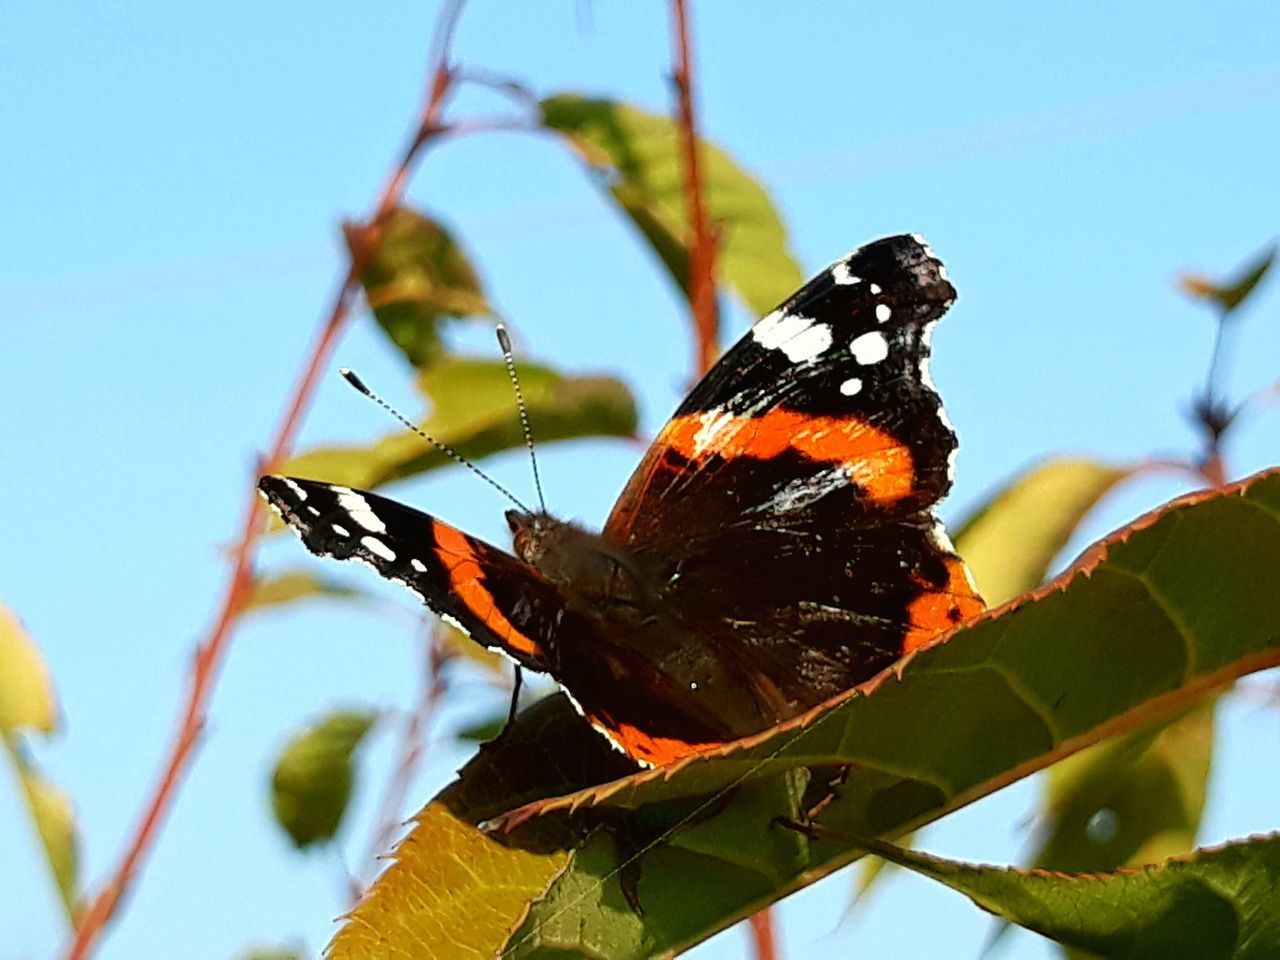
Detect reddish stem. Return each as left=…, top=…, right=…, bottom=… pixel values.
left=65, top=4, right=468, bottom=956
left=748, top=908, right=780, bottom=960
left=671, top=0, right=719, bottom=377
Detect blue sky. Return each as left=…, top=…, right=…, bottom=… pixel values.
left=3, top=2, right=1279, bottom=957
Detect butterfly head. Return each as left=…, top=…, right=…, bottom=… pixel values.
left=505, top=508, right=552, bottom=563
left=506, top=509, right=655, bottom=616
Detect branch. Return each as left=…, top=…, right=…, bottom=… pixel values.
left=670, top=0, right=719, bottom=378
left=65, top=3, right=469, bottom=955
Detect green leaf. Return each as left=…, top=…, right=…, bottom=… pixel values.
left=278, top=356, right=636, bottom=491
left=351, top=207, right=490, bottom=368
left=852, top=460, right=1129, bottom=907
left=324, top=468, right=1280, bottom=959
left=954, top=458, right=1131, bottom=607
left=3, top=736, right=79, bottom=922
left=1180, top=243, right=1276, bottom=315
left=327, top=694, right=635, bottom=959
left=270, top=709, right=376, bottom=850
left=850, top=832, right=1280, bottom=959
left=1036, top=700, right=1214, bottom=874
left=541, top=94, right=803, bottom=318
left=0, top=602, right=58, bottom=733
left=243, top=569, right=368, bottom=614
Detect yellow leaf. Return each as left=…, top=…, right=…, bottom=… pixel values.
left=0, top=602, right=58, bottom=734
left=329, top=802, right=568, bottom=959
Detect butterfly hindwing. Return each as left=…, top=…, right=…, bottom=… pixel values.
left=258, top=477, right=560, bottom=669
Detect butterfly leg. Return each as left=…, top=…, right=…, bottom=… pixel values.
left=498, top=665, right=523, bottom=741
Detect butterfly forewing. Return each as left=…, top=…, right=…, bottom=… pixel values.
left=601, top=234, right=982, bottom=712
left=258, top=477, right=560, bottom=670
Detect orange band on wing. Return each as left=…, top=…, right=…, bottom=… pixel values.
left=432, top=520, right=541, bottom=659
left=902, top=556, right=985, bottom=653
left=659, top=409, right=915, bottom=504
left=590, top=718, right=721, bottom=767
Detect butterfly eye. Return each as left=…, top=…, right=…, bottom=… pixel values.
left=512, top=527, right=533, bottom=561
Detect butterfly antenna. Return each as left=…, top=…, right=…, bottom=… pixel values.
left=339, top=368, right=533, bottom=513
left=495, top=322, right=548, bottom=513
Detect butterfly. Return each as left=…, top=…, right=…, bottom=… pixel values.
left=259, top=234, right=983, bottom=767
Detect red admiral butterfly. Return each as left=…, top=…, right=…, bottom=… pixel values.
left=260, top=234, right=983, bottom=767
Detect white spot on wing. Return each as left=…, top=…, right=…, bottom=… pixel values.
left=850, top=330, right=889, bottom=365
left=306, top=506, right=321, bottom=517
left=831, top=261, right=862, bottom=285
left=692, top=408, right=734, bottom=456
left=331, top=524, right=351, bottom=537
left=410, top=558, right=427, bottom=573
left=839, top=377, right=863, bottom=396
left=361, top=536, right=396, bottom=561
left=870, top=283, right=882, bottom=295
left=282, top=478, right=308, bottom=501
left=336, top=489, right=387, bottom=534
left=786, top=322, right=833, bottom=362
left=752, top=310, right=832, bottom=362
left=875, top=303, right=892, bottom=323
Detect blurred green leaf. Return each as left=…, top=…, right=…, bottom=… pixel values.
left=0, top=602, right=58, bottom=734
left=1037, top=701, right=1214, bottom=875
left=438, top=620, right=507, bottom=676
left=0, top=604, right=79, bottom=922
left=954, top=458, right=1131, bottom=607
left=271, top=710, right=376, bottom=850
left=454, top=713, right=508, bottom=744
left=541, top=94, right=803, bottom=318
left=235, top=948, right=304, bottom=960
left=1180, top=243, right=1276, bottom=315
left=244, top=569, right=368, bottom=614
left=3, top=737, right=79, bottom=922
left=279, top=356, right=636, bottom=491
left=854, top=832, right=1280, bottom=959
left=349, top=207, right=490, bottom=368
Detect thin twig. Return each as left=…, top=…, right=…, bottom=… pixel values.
left=364, top=624, right=450, bottom=871
left=453, top=64, right=540, bottom=108
left=65, top=3, right=469, bottom=955
left=670, top=0, right=719, bottom=378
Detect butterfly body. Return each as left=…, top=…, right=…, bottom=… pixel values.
left=260, top=234, right=984, bottom=766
